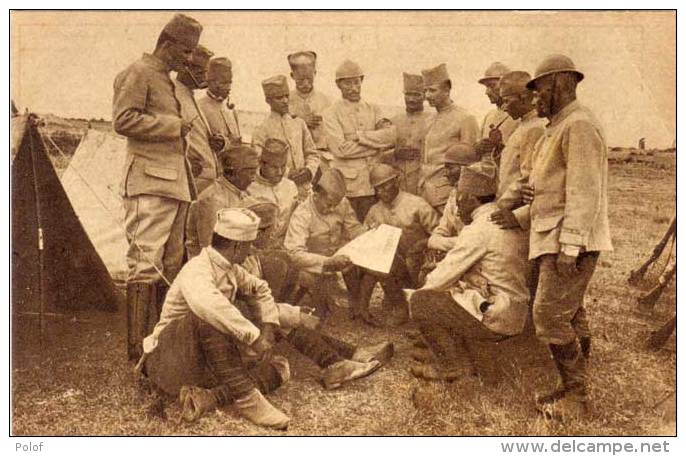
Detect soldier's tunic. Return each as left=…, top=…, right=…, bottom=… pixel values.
left=525, top=100, right=613, bottom=345
left=427, top=187, right=463, bottom=252
left=420, top=102, right=479, bottom=209
left=389, top=110, right=432, bottom=194
left=143, top=246, right=279, bottom=395
left=247, top=174, right=300, bottom=241
left=113, top=53, right=196, bottom=283
left=322, top=99, right=388, bottom=200
left=252, top=112, right=320, bottom=178
left=289, top=89, right=331, bottom=150
left=186, top=178, right=255, bottom=258
left=496, top=110, right=546, bottom=210
left=197, top=93, right=241, bottom=145
left=174, top=80, right=219, bottom=194
left=480, top=107, right=519, bottom=143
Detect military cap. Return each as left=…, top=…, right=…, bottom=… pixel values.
left=261, top=138, right=289, bottom=166
left=478, top=61, right=511, bottom=85
left=403, top=73, right=424, bottom=94
left=316, top=168, right=347, bottom=200
left=370, top=164, right=400, bottom=188
left=288, top=51, right=317, bottom=68
left=335, top=60, right=364, bottom=80
left=191, top=45, right=214, bottom=67
left=207, top=57, right=232, bottom=80
left=161, top=14, right=203, bottom=49
left=219, top=146, right=260, bottom=170
left=246, top=200, right=279, bottom=228
left=457, top=160, right=498, bottom=197
left=444, top=143, right=479, bottom=166
left=526, top=54, right=584, bottom=89
left=499, top=71, right=532, bottom=98
left=214, top=208, right=261, bottom=241
left=262, top=75, right=290, bottom=98
left=421, top=63, right=450, bottom=87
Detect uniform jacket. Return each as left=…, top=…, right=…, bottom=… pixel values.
left=421, top=102, right=479, bottom=207
left=364, top=191, right=439, bottom=255
left=322, top=99, right=389, bottom=198
left=389, top=110, right=432, bottom=194
left=428, top=187, right=463, bottom=251
left=524, top=101, right=613, bottom=259
left=186, top=178, right=256, bottom=258
left=197, top=93, right=241, bottom=143
left=173, top=80, right=219, bottom=184
left=113, top=53, right=195, bottom=202
left=422, top=202, right=530, bottom=336
left=284, top=194, right=366, bottom=274
left=252, top=112, right=320, bottom=177
left=496, top=110, right=546, bottom=209
left=480, top=107, right=519, bottom=142
left=143, top=246, right=280, bottom=354
left=247, top=174, right=300, bottom=240
left=289, top=89, right=331, bottom=149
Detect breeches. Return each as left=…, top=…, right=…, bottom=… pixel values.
left=532, top=252, right=598, bottom=345
left=123, top=194, right=188, bottom=283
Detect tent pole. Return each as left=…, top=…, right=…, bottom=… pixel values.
left=28, top=117, right=46, bottom=350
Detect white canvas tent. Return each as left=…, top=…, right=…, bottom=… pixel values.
left=61, top=129, right=129, bottom=280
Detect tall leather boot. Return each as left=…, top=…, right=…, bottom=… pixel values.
left=537, top=340, right=589, bottom=421
left=126, top=282, right=155, bottom=361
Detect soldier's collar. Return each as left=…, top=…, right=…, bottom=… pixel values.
left=548, top=100, right=579, bottom=127
left=206, top=246, right=233, bottom=271
left=255, top=172, right=281, bottom=187
left=142, top=53, right=170, bottom=73
left=219, top=176, right=247, bottom=197
left=206, top=90, right=226, bottom=103
left=521, top=109, right=539, bottom=122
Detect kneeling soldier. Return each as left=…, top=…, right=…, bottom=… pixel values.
left=142, top=208, right=290, bottom=430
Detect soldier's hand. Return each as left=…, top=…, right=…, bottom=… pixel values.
left=180, top=121, right=193, bottom=138
left=521, top=184, right=535, bottom=205
left=323, top=255, right=353, bottom=272
left=251, top=329, right=275, bottom=362
left=488, top=127, right=503, bottom=146
left=490, top=208, right=520, bottom=229
left=209, top=134, right=226, bottom=152
left=474, top=138, right=496, bottom=159
left=299, top=307, right=321, bottom=331
left=556, top=252, right=578, bottom=278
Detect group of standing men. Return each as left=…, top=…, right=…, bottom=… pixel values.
left=112, top=13, right=612, bottom=430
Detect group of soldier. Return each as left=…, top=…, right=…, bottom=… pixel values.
left=112, top=14, right=612, bottom=431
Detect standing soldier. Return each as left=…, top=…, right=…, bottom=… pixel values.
left=185, top=146, right=259, bottom=258
left=197, top=57, right=242, bottom=149
left=387, top=73, right=432, bottom=194
left=522, top=55, right=613, bottom=420
left=247, top=138, right=300, bottom=245
left=322, top=59, right=392, bottom=222
left=420, top=63, right=479, bottom=212
left=287, top=51, right=330, bottom=152
left=112, top=14, right=202, bottom=360
left=252, top=75, right=320, bottom=193
left=173, top=45, right=222, bottom=194
left=478, top=61, right=519, bottom=142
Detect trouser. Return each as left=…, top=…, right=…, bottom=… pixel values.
left=123, top=194, right=189, bottom=283
left=411, top=289, right=504, bottom=372
left=257, top=250, right=299, bottom=303
left=348, top=195, right=377, bottom=223
left=532, top=252, right=599, bottom=345
left=358, top=254, right=411, bottom=315
left=145, top=312, right=282, bottom=400
left=303, top=267, right=364, bottom=317
left=283, top=327, right=344, bottom=368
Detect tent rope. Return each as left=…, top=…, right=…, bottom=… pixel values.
left=38, top=126, right=172, bottom=287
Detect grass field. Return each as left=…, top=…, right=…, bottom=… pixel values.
left=11, top=155, right=676, bottom=436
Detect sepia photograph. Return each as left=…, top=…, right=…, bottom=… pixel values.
left=9, top=9, right=677, bottom=441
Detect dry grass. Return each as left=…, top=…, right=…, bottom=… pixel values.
left=12, top=157, right=676, bottom=436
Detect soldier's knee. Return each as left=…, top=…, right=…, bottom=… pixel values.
left=410, top=290, right=442, bottom=323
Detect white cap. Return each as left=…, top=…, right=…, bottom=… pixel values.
left=213, top=208, right=261, bottom=241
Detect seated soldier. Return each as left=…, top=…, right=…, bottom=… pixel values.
left=142, top=208, right=290, bottom=430
left=409, top=161, right=531, bottom=382
left=186, top=146, right=259, bottom=258
left=247, top=138, right=300, bottom=246
left=243, top=201, right=394, bottom=383
left=283, top=168, right=372, bottom=324
left=360, top=164, right=440, bottom=326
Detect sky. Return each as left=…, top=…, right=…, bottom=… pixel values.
left=10, top=10, right=676, bottom=148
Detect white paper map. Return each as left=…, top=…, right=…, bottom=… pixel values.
left=335, top=224, right=402, bottom=274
